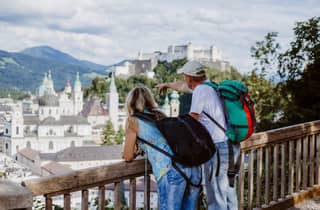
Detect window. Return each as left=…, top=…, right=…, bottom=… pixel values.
left=26, top=141, right=31, bottom=148
left=49, top=109, right=52, bottom=115
left=5, top=143, right=8, bottom=149
left=49, top=129, right=53, bottom=135
left=16, top=145, right=19, bottom=151
left=70, top=141, right=75, bottom=147
left=24, top=126, right=30, bottom=135
left=16, top=126, right=19, bottom=135
left=5, top=128, right=8, bottom=134
left=49, top=141, right=54, bottom=150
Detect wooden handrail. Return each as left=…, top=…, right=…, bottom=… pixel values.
left=20, top=120, right=320, bottom=209
left=241, top=120, right=320, bottom=151
left=22, top=159, right=151, bottom=197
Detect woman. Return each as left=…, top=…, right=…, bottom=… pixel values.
left=122, top=86, right=201, bottom=210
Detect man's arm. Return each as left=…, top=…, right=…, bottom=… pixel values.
left=156, top=81, right=192, bottom=94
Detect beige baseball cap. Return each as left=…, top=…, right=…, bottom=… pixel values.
left=177, top=60, right=206, bottom=77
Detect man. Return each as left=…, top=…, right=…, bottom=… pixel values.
left=157, top=60, right=240, bottom=210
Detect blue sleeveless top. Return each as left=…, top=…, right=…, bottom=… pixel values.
left=136, top=117, right=173, bottom=181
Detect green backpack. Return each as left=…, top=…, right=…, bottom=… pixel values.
left=203, top=80, right=256, bottom=143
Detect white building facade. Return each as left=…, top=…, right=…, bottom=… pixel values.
left=0, top=72, right=92, bottom=157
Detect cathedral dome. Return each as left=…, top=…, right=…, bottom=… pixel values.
left=38, top=94, right=59, bottom=107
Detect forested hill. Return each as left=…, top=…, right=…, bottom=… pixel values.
left=0, top=46, right=108, bottom=91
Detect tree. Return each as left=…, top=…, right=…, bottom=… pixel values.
left=278, top=17, right=320, bottom=124
left=102, top=120, right=116, bottom=145
left=84, top=77, right=108, bottom=100
left=248, top=32, right=286, bottom=131
left=250, top=16, right=320, bottom=128
left=115, top=125, right=125, bottom=145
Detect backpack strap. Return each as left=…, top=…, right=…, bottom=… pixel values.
left=227, top=141, right=241, bottom=188
left=201, top=81, right=229, bottom=132
left=137, top=136, right=202, bottom=188
left=134, top=112, right=202, bottom=188
left=203, top=111, right=226, bottom=133
left=201, top=82, right=242, bottom=186
left=133, top=112, right=157, bottom=123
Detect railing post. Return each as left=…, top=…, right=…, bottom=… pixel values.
left=264, top=146, right=271, bottom=206
left=129, top=178, right=136, bottom=210
left=81, top=189, right=88, bottom=210
left=295, top=139, right=302, bottom=192
left=309, top=135, right=315, bottom=186
left=98, top=186, right=105, bottom=210
left=248, top=150, right=254, bottom=209
left=288, top=141, right=294, bottom=194
left=256, top=148, right=263, bottom=207
left=302, top=136, right=309, bottom=190
left=64, top=193, right=71, bottom=210
left=238, top=152, right=245, bottom=210
left=317, top=134, right=320, bottom=185
left=144, top=174, right=150, bottom=210
left=273, top=144, right=279, bottom=202
left=45, top=195, right=52, bottom=210
left=280, top=142, right=286, bottom=199
left=114, top=181, right=121, bottom=210
left=0, top=180, right=33, bottom=210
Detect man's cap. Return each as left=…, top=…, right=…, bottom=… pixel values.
left=177, top=60, right=206, bottom=77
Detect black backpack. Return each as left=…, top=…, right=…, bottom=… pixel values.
left=133, top=112, right=216, bottom=167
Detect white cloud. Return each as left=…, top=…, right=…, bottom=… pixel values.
left=0, top=0, right=319, bottom=73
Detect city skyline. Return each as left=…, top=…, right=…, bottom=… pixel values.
left=0, top=0, right=319, bottom=73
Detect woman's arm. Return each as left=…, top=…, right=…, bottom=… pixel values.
left=122, top=117, right=138, bottom=162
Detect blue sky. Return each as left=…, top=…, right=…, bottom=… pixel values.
left=0, top=0, right=319, bottom=73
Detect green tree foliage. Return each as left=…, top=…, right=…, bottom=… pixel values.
left=206, top=66, right=243, bottom=82
left=153, top=59, right=186, bottom=83
left=251, top=16, right=320, bottom=128
left=0, top=89, right=30, bottom=100
left=102, top=120, right=116, bottom=145
left=84, top=77, right=108, bottom=100
left=115, top=125, right=125, bottom=145
left=248, top=32, right=286, bottom=131
left=102, top=121, right=125, bottom=145
left=278, top=17, right=320, bottom=124
left=116, top=75, right=156, bottom=103
left=153, top=59, right=187, bottom=104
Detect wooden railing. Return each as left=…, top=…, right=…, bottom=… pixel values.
left=20, top=120, right=320, bottom=210
left=239, top=120, right=320, bottom=210
left=22, top=159, right=152, bottom=210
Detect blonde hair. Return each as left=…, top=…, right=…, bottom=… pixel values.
left=125, top=86, right=158, bottom=115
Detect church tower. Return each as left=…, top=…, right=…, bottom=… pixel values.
left=170, top=90, right=180, bottom=117
left=73, top=72, right=83, bottom=115
left=38, top=71, right=56, bottom=96
left=162, top=95, right=171, bottom=117
left=11, top=103, right=24, bottom=138
left=64, top=80, right=72, bottom=94
left=105, top=72, right=119, bottom=131
left=186, top=42, right=194, bottom=60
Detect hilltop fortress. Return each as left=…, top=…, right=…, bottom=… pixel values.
left=114, top=42, right=231, bottom=78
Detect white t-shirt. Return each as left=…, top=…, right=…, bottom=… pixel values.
left=190, top=81, right=228, bottom=143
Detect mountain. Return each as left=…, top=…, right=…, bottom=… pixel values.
left=20, top=46, right=107, bottom=71
left=0, top=47, right=110, bottom=91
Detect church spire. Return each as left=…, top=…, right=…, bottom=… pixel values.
left=74, top=72, right=82, bottom=92
left=109, top=72, right=117, bottom=93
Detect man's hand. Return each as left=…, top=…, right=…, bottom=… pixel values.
left=156, top=83, right=169, bottom=95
